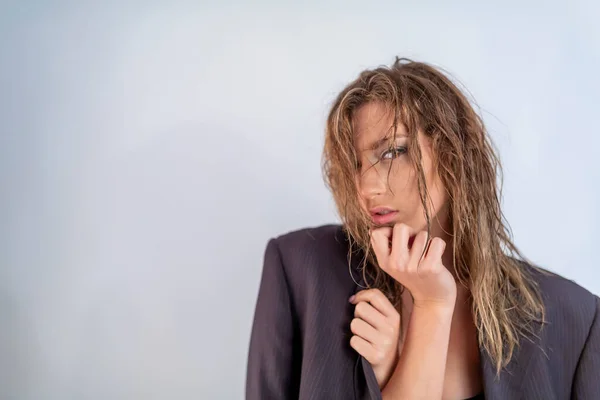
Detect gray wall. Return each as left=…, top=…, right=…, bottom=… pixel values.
left=1, top=1, right=599, bottom=399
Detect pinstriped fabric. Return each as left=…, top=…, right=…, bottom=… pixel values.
left=245, top=238, right=301, bottom=399
left=246, top=225, right=600, bottom=400
left=571, top=295, right=599, bottom=399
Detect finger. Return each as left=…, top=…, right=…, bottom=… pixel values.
left=350, top=335, right=379, bottom=364
left=390, top=223, right=410, bottom=268
left=350, top=289, right=398, bottom=319
left=370, top=227, right=392, bottom=265
left=350, top=317, right=382, bottom=344
left=423, top=237, right=446, bottom=267
left=353, top=301, right=388, bottom=329
left=408, top=230, right=430, bottom=270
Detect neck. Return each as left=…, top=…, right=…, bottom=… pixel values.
left=428, top=213, right=471, bottom=304
left=428, top=221, right=455, bottom=274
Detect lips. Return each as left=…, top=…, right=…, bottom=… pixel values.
left=369, top=207, right=398, bottom=225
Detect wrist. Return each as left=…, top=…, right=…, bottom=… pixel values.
left=374, top=353, right=400, bottom=389
left=412, top=299, right=456, bottom=315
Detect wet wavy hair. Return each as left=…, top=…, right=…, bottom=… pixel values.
left=322, top=57, right=546, bottom=374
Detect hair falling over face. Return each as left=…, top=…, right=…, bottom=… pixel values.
left=322, top=57, right=546, bottom=375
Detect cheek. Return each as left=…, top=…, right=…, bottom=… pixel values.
left=354, top=177, right=366, bottom=204
left=357, top=195, right=367, bottom=211
left=429, top=182, right=449, bottom=212
left=389, top=169, right=424, bottom=214
left=388, top=163, right=417, bottom=193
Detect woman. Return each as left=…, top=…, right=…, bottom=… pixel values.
left=246, top=58, right=599, bottom=399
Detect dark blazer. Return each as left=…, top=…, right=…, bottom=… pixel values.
left=246, top=225, right=600, bottom=400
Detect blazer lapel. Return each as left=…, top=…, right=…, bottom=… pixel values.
left=347, top=246, right=383, bottom=400
left=481, top=323, right=548, bottom=400
left=360, top=356, right=383, bottom=400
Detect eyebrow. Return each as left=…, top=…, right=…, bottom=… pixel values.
left=361, top=132, right=408, bottom=152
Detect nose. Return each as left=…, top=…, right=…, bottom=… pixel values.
left=357, top=165, right=386, bottom=200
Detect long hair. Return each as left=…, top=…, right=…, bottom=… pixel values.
left=322, top=58, right=546, bottom=374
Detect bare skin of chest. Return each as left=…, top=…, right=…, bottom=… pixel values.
left=397, top=290, right=482, bottom=400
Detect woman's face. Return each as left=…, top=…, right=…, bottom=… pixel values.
left=353, top=102, right=450, bottom=239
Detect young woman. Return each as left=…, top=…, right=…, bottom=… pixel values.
left=246, top=58, right=599, bottom=400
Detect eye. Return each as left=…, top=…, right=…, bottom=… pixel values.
left=380, top=146, right=407, bottom=160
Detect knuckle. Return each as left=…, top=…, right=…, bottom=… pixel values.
left=395, top=223, right=409, bottom=232
left=394, top=254, right=409, bottom=270
left=420, top=264, right=434, bottom=275
left=384, top=325, right=395, bottom=337
left=408, top=261, right=420, bottom=273
left=431, top=237, right=445, bottom=249
left=431, top=237, right=444, bottom=245
left=387, top=320, right=398, bottom=334
left=355, top=302, right=365, bottom=315
left=378, top=262, right=391, bottom=273
left=430, top=260, right=441, bottom=270
left=371, top=289, right=385, bottom=302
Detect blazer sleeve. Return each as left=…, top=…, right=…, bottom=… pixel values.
left=572, top=295, right=600, bottom=399
left=246, top=238, right=300, bottom=400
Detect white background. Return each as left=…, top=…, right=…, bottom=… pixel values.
left=1, top=1, right=599, bottom=399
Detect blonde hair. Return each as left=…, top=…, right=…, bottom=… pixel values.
left=322, top=58, right=546, bottom=374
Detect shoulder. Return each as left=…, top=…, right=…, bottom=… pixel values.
left=266, top=224, right=357, bottom=296
left=270, top=224, right=347, bottom=263
left=523, top=261, right=599, bottom=340
left=273, top=223, right=345, bottom=245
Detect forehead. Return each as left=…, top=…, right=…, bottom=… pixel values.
left=353, top=102, right=408, bottom=150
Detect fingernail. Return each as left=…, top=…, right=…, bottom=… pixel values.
left=348, top=295, right=356, bottom=303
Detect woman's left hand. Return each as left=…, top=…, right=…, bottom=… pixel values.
left=349, top=288, right=401, bottom=389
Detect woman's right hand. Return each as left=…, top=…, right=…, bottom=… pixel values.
left=370, top=223, right=457, bottom=309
